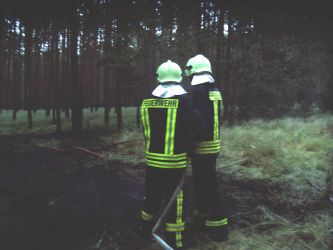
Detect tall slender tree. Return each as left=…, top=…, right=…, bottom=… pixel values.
left=24, top=19, right=33, bottom=129
left=70, top=6, right=82, bottom=132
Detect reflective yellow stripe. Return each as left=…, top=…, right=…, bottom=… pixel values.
left=195, top=146, right=220, bottom=151
left=141, top=210, right=155, bottom=221
left=213, top=100, right=219, bottom=140
left=193, top=90, right=222, bottom=155
left=146, top=159, right=187, bottom=165
left=140, top=107, right=151, bottom=151
left=146, top=152, right=187, bottom=161
left=195, top=140, right=220, bottom=147
left=146, top=151, right=187, bottom=157
left=209, top=91, right=221, bottom=141
left=176, top=232, right=182, bottom=248
left=165, top=108, right=172, bottom=154
left=176, top=190, right=184, bottom=248
left=209, top=91, right=222, bottom=100
left=165, top=222, right=185, bottom=232
left=170, top=108, right=177, bottom=154
left=194, top=146, right=220, bottom=154
left=146, top=159, right=187, bottom=168
left=146, top=152, right=188, bottom=168
left=205, top=218, right=228, bottom=227
left=194, top=140, right=221, bottom=154
left=176, top=190, right=183, bottom=223
left=165, top=191, right=185, bottom=248
left=165, top=108, right=177, bottom=155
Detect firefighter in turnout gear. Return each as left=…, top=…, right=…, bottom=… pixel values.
left=139, top=60, right=207, bottom=249
left=184, top=54, right=229, bottom=241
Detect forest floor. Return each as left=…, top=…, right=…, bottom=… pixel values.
left=0, top=140, right=148, bottom=250
left=0, top=111, right=333, bottom=250
left=0, top=133, right=331, bottom=250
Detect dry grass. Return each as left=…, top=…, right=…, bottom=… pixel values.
left=220, top=114, right=333, bottom=196
left=1, top=109, right=332, bottom=249
left=214, top=114, right=333, bottom=250
left=105, top=113, right=333, bottom=250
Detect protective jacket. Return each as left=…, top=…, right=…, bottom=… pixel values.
left=191, top=79, right=222, bottom=155
left=141, top=92, right=207, bottom=168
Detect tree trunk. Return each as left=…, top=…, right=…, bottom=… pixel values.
left=215, top=9, right=224, bottom=89
left=52, top=22, right=62, bottom=132
left=12, top=110, right=17, bottom=120
left=0, top=11, right=3, bottom=112
left=222, top=12, right=233, bottom=124
left=52, top=109, right=56, bottom=124
left=103, top=12, right=112, bottom=129
left=115, top=68, right=123, bottom=130
left=70, top=8, right=83, bottom=133
left=103, top=66, right=110, bottom=129
left=24, top=20, right=33, bottom=129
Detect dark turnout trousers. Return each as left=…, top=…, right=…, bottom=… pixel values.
left=141, top=167, right=185, bottom=248
left=191, top=154, right=228, bottom=241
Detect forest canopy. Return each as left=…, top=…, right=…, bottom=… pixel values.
left=0, top=0, right=332, bottom=131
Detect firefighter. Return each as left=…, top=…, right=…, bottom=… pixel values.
left=138, top=60, right=207, bottom=249
left=184, top=54, right=229, bottom=241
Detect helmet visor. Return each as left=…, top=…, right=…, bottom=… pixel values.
left=184, top=65, right=192, bottom=77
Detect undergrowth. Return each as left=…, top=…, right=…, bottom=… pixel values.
left=1, top=109, right=332, bottom=249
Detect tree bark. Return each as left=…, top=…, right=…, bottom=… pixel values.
left=215, top=9, right=224, bottom=89
left=115, top=68, right=123, bottom=130
left=52, top=22, right=62, bottom=132
left=70, top=8, right=83, bottom=133
left=222, top=11, right=233, bottom=124
left=24, top=20, right=33, bottom=129
left=0, top=11, right=3, bottom=112
left=103, top=11, right=112, bottom=129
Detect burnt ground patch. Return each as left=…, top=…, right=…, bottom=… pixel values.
left=0, top=148, right=330, bottom=250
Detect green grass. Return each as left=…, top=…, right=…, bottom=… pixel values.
left=220, top=114, right=333, bottom=193
left=216, top=210, right=333, bottom=250
left=212, top=114, right=333, bottom=250
left=1, top=108, right=333, bottom=249
left=0, top=107, right=138, bottom=134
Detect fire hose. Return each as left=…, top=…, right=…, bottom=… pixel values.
left=152, top=170, right=187, bottom=250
